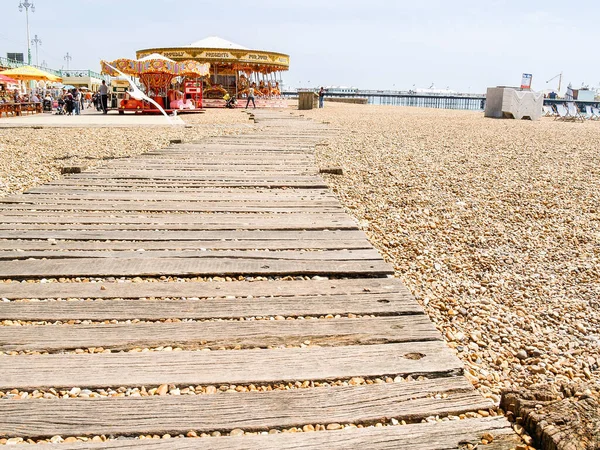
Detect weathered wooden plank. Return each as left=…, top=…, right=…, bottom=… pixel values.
left=0, top=341, right=461, bottom=390
left=0, top=239, right=370, bottom=251
left=0, top=229, right=366, bottom=241
left=0, top=218, right=355, bottom=230
left=0, top=204, right=341, bottom=213
left=0, top=249, right=380, bottom=261
left=46, top=182, right=330, bottom=188
left=85, top=169, right=317, bottom=175
left=0, top=316, right=436, bottom=352
left=67, top=174, right=325, bottom=181
left=17, top=191, right=336, bottom=201
left=0, top=211, right=347, bottom=222
left=41, top=180, right=329, bottom=188
left=26, top=187, right=325, bottom=195
left=17, top=417, right=516, bottom=450
left=0, top=199, right=339, bottom=208
left=0, top=378, right=493, bottom=438
left=0, top=223, right=358, bottom=231
left=0, top=291, right=421, bottom=321
left=0, top=256, right=391, bottom=278
left=0, top=198, right=339, bottom=207
left=0, top=278, right=405, bottom=300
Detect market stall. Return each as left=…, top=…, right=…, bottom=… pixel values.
left=100, top=55, right=209, bottom=114
left=136, top=36, right=289, bottom=108
left=0, top=66, right=62, bottom=116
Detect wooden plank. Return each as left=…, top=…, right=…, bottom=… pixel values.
left=0, top=378, right=493, bottom=438
left=0, top=292, right=421, bottom=321
left=26, top=188, right=326, bottom=195
left=0, top=249, right=380, bottom=261
left=0, top=204, right=341, bottom=213
left=0, top=223, right=358, bottom=231
left=0, top=341, right=460, bottom=390
left=0, top=199, right=340, bottom=207
left=0, top=258, right=392, bottom=278
left=0, top=211, right=346, bottom=221
left=85, top=169, right=317, bottom=175
left=17, top=191, right=337, bottom=201
left=41, top=180, right=329, bottom=188
left=0, top=239, right=370, bottom=251
left=0, top=229, right=366, bottom=241
left=0, top=198, right=339, bottom=207
left=66, top=174, right=325, bottom=181
left=0, top=316, right=437, bottom=352
left=0, top=278, right=406, bottom=300
left=19, top=417, right=516, bottom=450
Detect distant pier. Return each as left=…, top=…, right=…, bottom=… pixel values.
left=284, top=90, right=487, bottom=110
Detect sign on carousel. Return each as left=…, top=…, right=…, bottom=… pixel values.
left=200, top=51, right=235, bottom=60
left=162, top=51, right=194, bottom=59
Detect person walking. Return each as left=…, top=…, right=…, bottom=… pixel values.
left=318, top=87, right=326, bottom=108
left=65, top=91, right=74, bottom=116
left=73, top=89, right=81, bottom=115
left=99, top=80, right=109, bottom=114
left=245, top=84, right=256, bottom=109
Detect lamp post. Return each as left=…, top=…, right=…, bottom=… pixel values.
left=64, top=52, right=72, bottom=70
left=18, top=0, right=35, bottom=65
left=31, top=34, right=41, bottom=66
left=41, top=60, right=47, bottom=69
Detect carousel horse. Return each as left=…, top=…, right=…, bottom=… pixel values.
left=238, top=75, right=249, bottom=91
left=271, top=81, right=281, bottom=97
left=259, top=80, right=270, bottom=97
left=204, top=81, right=228, bottom=98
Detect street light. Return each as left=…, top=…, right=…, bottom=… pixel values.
left=31, top=34, right=41, bottom=66
left=64, top=52, right=72, bottom=70
left=18, top=0, right=35, bottom=65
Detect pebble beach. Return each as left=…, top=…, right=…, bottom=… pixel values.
left=1, top=101, right=598, bottom=412
left=306, top=102, right=600, bottom=402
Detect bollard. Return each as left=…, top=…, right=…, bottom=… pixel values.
left=319, top=167, right=343, bottom=175
left=61, top=166, right=87, bottom=174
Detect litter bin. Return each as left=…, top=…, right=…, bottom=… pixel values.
left=298, top=90, right=317, bottom=110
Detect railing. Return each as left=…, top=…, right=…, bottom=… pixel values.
left=0, top=57, right=106, bottom=80
left=60, top=69, right=106, bottom=80
left=0, top=56, right=63, bottom=77
left=283, top=90, right=487, bottom=111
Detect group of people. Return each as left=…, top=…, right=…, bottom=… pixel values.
left=0, top=89, right=42, bottom=104
left=56, top=88, right=88, bottom=115
left=0, top=79, right=111, bottom=116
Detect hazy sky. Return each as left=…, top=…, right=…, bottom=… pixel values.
left=2, top=0, right=599, bottom=93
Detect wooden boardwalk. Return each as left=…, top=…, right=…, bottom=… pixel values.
left=0, top=111, right=518, bottom=448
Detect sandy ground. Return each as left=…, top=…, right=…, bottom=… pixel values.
left=0, top=110, right=253, bottom=197
left=299, top=102, right=600, bottom=403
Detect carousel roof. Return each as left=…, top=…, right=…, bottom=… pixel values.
left=187, top=36, right=248, bottom=50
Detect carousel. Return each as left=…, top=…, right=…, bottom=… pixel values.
left=100, top=54, right=209, bottom=114
left=136, top=36, right=289, bottom=108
